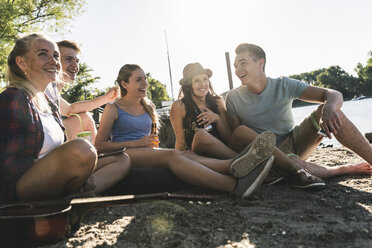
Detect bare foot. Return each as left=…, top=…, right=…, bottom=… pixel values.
left=288, top=156, right=371, bottom=179
left=341, top=162, right=372, bottom=175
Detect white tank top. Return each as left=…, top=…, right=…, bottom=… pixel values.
left=37, top=110, right=65, bottom=159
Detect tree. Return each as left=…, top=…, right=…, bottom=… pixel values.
left=61, top=62, right=101, bottom=103
left=289, top=68, right=326, bottom=86
left=317, top=66, right=360, bottom=98
left=146, top=73, right=171, bottom=108
left=355, top=51, right=372, bottom=95
left=0, top=0, right=87, bottom=80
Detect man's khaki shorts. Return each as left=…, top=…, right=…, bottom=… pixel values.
left=277, top=110, right=323, bottom=159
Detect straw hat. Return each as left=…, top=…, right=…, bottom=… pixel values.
left=179, top=62, right=212, bottom=86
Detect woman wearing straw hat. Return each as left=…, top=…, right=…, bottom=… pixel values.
left=171, top=62, right=240, bottom=158
left=0, top=33, right=130, bottom=202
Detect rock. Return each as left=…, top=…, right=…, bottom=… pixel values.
left=365, top=132, right=372, bottom=143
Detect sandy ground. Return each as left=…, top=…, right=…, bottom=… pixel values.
left=41, top=146, right=371, bottom=248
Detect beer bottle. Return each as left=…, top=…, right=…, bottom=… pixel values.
left=151, top=123, right=159, bottom=148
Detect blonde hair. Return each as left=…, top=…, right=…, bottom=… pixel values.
left=116, top=64, right=160, bottom=130
left=6, top=33, right=60, bottom=113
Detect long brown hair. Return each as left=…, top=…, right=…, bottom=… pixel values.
left=178, top=76, right=220, bottom=122
left=116, top=64, right=160, bottom=129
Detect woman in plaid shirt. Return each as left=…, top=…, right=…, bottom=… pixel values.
left=0, top=33, right=130, bottom=202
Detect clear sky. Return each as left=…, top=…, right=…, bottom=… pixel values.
left=55, top=0, right=372, bottom=99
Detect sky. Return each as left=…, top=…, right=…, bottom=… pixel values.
left=54, top=0, right=372, bottom=99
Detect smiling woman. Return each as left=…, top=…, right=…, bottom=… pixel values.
left=0, top=33, right=130, bottom=203
left=170, top=62, right=232, bottom=153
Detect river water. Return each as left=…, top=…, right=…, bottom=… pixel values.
left=292, top=97, right=372, bottom=147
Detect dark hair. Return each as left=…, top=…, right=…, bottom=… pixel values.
left=57, top=40, right=81, bottom=53
left=116, top=64, right=159, bottom=128
left=235, top=43, right=266, bottom=71
left=178, top=78, right=220, bottom=120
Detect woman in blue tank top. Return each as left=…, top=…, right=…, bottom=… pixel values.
left=95, top=64, right=276, bottom=199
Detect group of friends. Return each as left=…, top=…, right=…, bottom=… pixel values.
left=1, top=33, right=371, bottom=203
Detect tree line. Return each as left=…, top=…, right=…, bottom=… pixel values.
left=289, top=51, right=372, bottom=99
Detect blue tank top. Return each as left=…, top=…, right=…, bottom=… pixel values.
left=110, top=103, right=152, bottom=142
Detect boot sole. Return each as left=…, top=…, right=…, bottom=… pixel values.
left=242, top=156, right=275, bottom=199
left=230, top=131, right=276, bottom=178
left=292, top=182, right=326, bottom=191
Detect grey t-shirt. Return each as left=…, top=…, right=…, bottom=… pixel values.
left=226, top=77, right=309, bottom=144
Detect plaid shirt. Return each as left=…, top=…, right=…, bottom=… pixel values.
left=0, top=87, right=64, bottom=202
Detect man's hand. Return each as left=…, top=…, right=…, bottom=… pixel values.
left=320, top=104, right=342, bottom=138
left=105, top=86, right=120, bottom=102
left=300, top=86, right=343, bottom=139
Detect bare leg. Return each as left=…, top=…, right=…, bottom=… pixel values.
left=181, top=150, right=232, bottom=174
left=298, top=105, right=372, bottom=178
left=63, top=112, right=97, bottom=143
left=91, top=152, right=131, bottom=193
left=16, top=139, right=96, bottom=201
left=125, top=148, right=236, bottom=192
left=332, top=110, right=372, bottom=165
left=289, top=157, right=372, bottom=178
left=192, top=130, right=237, bottom=159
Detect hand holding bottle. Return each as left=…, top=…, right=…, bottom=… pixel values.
left=150, top=123, right=159, bottom=148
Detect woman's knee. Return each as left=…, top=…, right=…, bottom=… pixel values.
left=233, top=125, right=253, bottom=135
left=167, top=149, right=183, bottom=161
left=192, top=130, right=214, bottom=148
left=65, top=139, right=97, bottom=171
left=117, top=153, right=131, bottom=176
left=230, top=125, right=257, bottom=142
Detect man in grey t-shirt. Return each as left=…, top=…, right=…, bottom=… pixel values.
left=225, top=43, right=372, bottom=182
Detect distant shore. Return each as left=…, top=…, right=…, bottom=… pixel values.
left=292, top=95, right=371, bottom=108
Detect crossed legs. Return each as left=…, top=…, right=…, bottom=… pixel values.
left=192, top=111, right=372, bottom=180
left=192, top=127, right=303, bottom=177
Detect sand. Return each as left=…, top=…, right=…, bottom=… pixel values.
left=43, top=146, right=371, bottom=248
